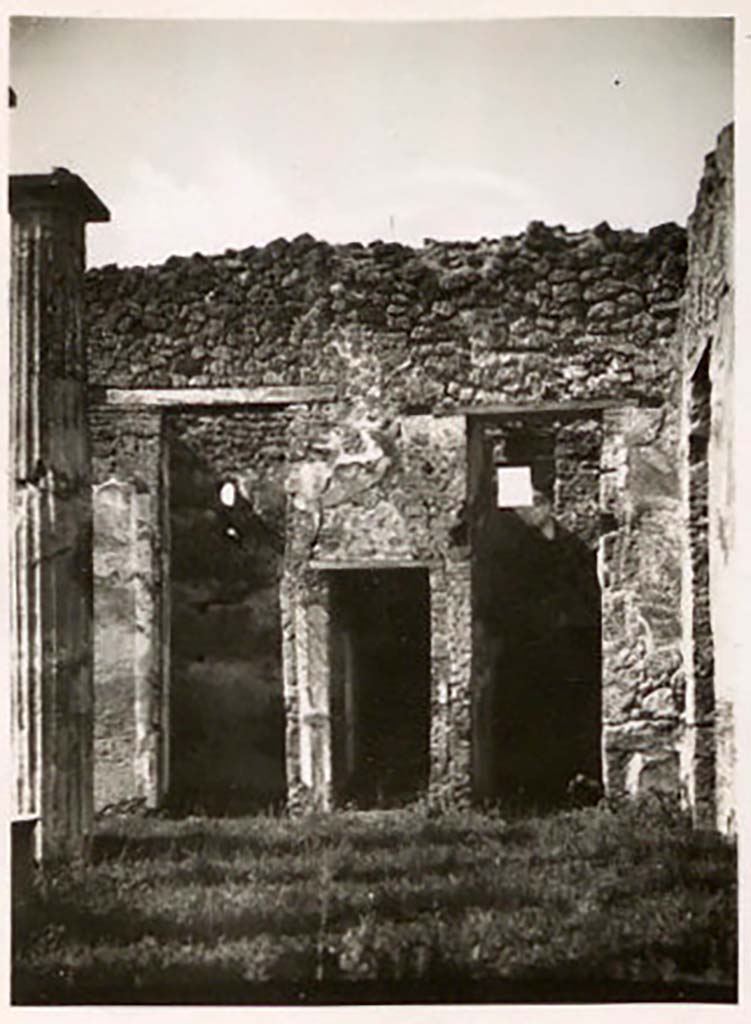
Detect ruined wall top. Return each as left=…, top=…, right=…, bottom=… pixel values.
left=682, top=123, right=733, bottom=372
left=85, top=219, right=687, bottom=410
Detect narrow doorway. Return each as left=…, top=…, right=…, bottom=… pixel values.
left=328, top=569, right=431, bottom=807
left=167, top=431, right=286, bottom=814
left=471, top=417, right=602, bottom=809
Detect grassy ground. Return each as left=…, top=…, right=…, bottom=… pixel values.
left=13, top=798, right=737, bottom=1005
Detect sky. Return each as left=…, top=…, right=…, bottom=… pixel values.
left=9, top=16, right=733, bottom=268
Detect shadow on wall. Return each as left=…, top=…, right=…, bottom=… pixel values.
left=167, top=437, right=286, bottom=815
left=472, top=456, right=602, bottom=811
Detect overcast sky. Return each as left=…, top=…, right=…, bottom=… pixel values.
left=9, top=16, right=733, bottom=268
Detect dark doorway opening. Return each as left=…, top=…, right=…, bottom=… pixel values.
left=329, top=569, right=431, bottom=808
left=483, top=525, right=602, bottom=808
left=167, top=431, right=286, bottom=815
left=471, top=418, right=602, bottom=810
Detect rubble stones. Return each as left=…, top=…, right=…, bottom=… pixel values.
left=83, top=214, right=699, bottom=815
left=85, top=222, right=687, bottom=409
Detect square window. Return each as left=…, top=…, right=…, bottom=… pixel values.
left=496, top=466, right=533, bottom=508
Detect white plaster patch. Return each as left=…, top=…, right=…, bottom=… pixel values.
left=403, top=414, right=465, bottom=452
left=625, top=750, right=679, bottom=798
left=318, top=499, right=414, bottom=560
left=625, top=752, right=645, bottom=798
left=286, top=461, right=331, bottom=508
left=92, top=480, right=135, bottom=563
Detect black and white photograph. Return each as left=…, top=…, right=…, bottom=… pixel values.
left=5, top=1, right=743, bottom=1008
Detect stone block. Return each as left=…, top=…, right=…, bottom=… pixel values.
left=625, top=750, right=680, bottom=798
left=643, top=686, right=677, bottom=719
left=587, top=300, right=617, bottom=322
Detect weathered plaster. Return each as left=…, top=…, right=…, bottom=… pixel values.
left=90, top=410, right=167, bottom=810
left=600, top=403, right=684, bottom=800
left=678, top=124, right=735, bottom=833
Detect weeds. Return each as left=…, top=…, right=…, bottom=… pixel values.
left=13, top=801, right=737, bottom=1003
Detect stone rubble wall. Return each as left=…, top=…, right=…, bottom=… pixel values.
left=168, top=409, right=291, bottom=539
left=84, top=221, right=686, bottom=409
left=678, top=124, right=735, bottom=833
left=282, top=401, right=472, bottom=810
left=85, top=218, right=690, bottom=811
left=599, top=402, right=685, bottom=800
left=90, top=405, right=293, bottom=810
left=285, top=408, right=468, bottom=567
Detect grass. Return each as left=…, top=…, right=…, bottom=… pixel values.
left=12, top=798, right=737, bottom=1005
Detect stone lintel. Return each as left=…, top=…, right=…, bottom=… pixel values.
left=309, top=558, right=436, bottom=571
left=93, top=385, right=337, bottom=408
left=10, top=169, right=110, bottom=222
left=439, top=399, right=641, bottom=418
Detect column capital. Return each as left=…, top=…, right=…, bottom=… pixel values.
left=9, top=168, right=110, bottom=223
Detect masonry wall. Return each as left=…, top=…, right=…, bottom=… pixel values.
left=598, top=401, right=685, bottom=800
left=678, top=124, right=735, bottom=833
left=85, top=219, right=690, bottom=811
left=85, top=222, right=686, bottom=405
left=282, top=403, right=471, bottom=810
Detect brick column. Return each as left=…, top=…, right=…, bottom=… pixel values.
left=10, top=170, right=109, bottom=859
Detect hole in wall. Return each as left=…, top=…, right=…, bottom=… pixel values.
left=496, top=465, right=534, bottom=507
left=219, top=480, right=237, bottom=507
